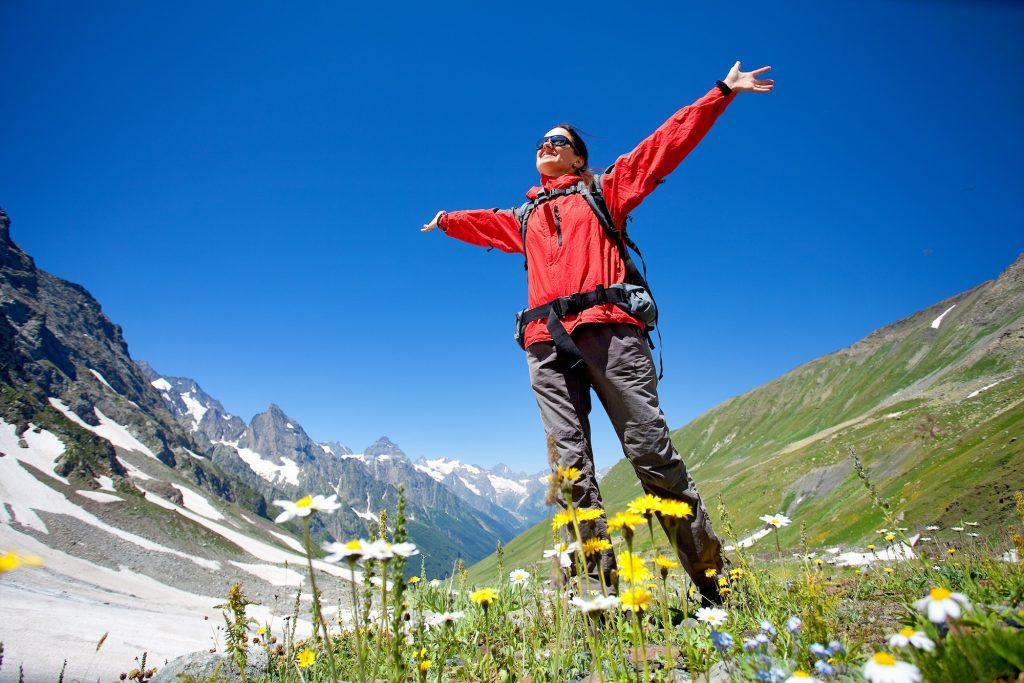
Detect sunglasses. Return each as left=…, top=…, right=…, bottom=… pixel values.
left=536, top=134, right=579, bottom=154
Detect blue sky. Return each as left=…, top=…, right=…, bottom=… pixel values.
left=2, top=1, right=1021, bottom=471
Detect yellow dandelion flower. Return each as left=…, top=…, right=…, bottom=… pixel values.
left=582, top=538, right=613, bottom=556
left=556, top=465, right=582, bottom=482
left=704, top=568, right=718, bottom=578
left=654, top=555, right=679, bottom=570
left=627, top=494, right=663, bottom=517
left=616, top=551, right=650, bottom=584
left=407, top=575, right=421, bottom=584
left=717, top=576, right=729, bottom=587
left=720, top=586, right=732, bottom=597
left=814, top=558, right=824, bottom=566
left=470, top=587, right=499, bottom=607
left=729, top=568, right=745, bottom=580
left=296, top=648, right=316, bottom=668
left=883, top=567, right=895, bottom=574
left=256, top=626, right=267, bottom=635
left=867, top=544, right=876, bottom=551
left=620, top=587, right=653, bottom=612
left=418, top=660, right=432, bottom=673
left=551, top=510, right=573, bottom=531
left=575, top=507, right=605, bottom=523
left=656, top=499, right=694, bottom=519
left=607, top=511, right=644, bottom=533
left=884, top=533, right=896, bottom=542
left=947, top=548, right=957, bottom=555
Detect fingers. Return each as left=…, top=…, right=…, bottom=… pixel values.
left=751, top=65, right=772, bottom=75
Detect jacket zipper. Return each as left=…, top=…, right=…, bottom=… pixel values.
left=553, top=205, right=562, bottom=246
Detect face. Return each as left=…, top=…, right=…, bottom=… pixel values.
left=535, top=127, right=583, bottom=177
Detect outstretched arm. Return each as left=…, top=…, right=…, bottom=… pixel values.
left=421, top=208, right=523, bottom=254
left=603, top=61, right=773, bottom=222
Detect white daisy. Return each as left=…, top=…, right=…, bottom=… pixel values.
left=425, top=610, right=464, bottom=627
left=887, top=627, right=935, bottom=651
left=695, top=607, right=728, bottom=627
left=951, top=526, right=964, bottom=532
left=509, top=569, right=531, bottom=585
left=862, top=652, right=921, bottom=683
left=389, top=541, right=419, bottom=557
left=273, top=494, right=340, bottom=523
left=570, top=594, right=620, bottom=613
left=924, top=525, right=940, bottom=531
left=913, top=587, right=972, bottom=623
left=323, top=539, right=368, bottom=562
left=759, top=513, right=792, bottom=528
left=965, top=521, right=979, bottom=526
left=543, top=541, right=581, bottom=569
left=361, top=539, right=395, bottom=561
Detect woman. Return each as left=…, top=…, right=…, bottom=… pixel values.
left=422, top=61, right=773, bottom=604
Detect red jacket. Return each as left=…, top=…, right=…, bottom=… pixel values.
left=440, top=86, right=736, bottom=348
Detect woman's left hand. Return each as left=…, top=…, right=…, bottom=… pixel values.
left=722, top=61, right=774, bottom=94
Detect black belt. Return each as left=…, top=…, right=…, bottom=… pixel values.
left=518, top=285, right=637, bottom=370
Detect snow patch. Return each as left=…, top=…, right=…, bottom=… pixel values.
left=268, top=530, right=307, bottom=553
left=215, top=440, right=300, bottom=486
left=151, top=377, right=173, bottom=392
left=967, top=378, right=1005, bottom=399
left=89, top=369, right=116, bottom=392
left=413, top=463, right=445, bottom=483
left=458, top=476, right=480, bottom=495
left=930, top=304, right=956, bottom=329
left=833, top=543, right=916, bottom=567
left=723, top=527, right=772, bottom=551
left=487, top=473, right=527, bottom=495
left=76, top=490, right=123, bottom=503
left=229, top=561, right=304, bottom=587
left=96, top=475, right=116, bottom=491
left=171, top=484, right=225, bottom=520
left=179, top=392, right=208, bottom=430
left=48, top=398, right=158, bottom=459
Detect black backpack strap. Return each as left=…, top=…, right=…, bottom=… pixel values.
left=578, top=176, right=650, bottom=292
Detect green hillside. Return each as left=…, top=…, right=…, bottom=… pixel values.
left=468, top=255, right=1024, bottom=583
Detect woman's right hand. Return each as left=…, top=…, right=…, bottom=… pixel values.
left=421, top=210, right=445, bottom=232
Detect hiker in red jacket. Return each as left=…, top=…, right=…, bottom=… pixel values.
left=422, top=61, right=773, bottom=604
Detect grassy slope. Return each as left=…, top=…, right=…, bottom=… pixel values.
left=468, top=257, right=1024, bottom=583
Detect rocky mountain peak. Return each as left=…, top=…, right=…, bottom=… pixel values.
left=365, top=435, right=405, bottom=458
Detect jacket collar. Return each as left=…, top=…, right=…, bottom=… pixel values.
left=526, top=173, right=582, bottom=200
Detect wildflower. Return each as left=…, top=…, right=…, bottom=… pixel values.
left=704, top=568, right=718, bottom=578
left=581, top=538, right=612, bottom=556
left=656, top=498, right=694, bottom=519
left=814, top=660, right=835, bottom=677
left=570, top=594, right=620, bottom=613
left=968, top=532, right=980, bottom=538
left=620, top=587, right=653, bottom=612
left=425, top=611, right=464, bottom=627
left=883, top=567, right=895, bottom=574
left=0, top=552, right=43, bottom=573
left=814, top=558, right=824, bottom=567
left=575, top=507, right=605, bottom=522
left=710, top=630, right=734, bottom=652
left=914, top=587, right=971, bottom=623
left=884, top=533, right=896, bottom=542
left=418, top=660, right=432, bottom=673
left=551, top=510, right=573, bottom=530
left=407, top=575, right=421, bottom=584
left=947, top=548, right=957, bottom=555
left=556, top=465, right=582, bottom=482
left=628, top=493, right=663, bottom=517
left=616, top=551, right=650, bottom=583
left=323, top=539, right=367, bottom=562
left=695, top=606, right=728, bottom=627
left=759, top=513, right=791, bottom=528
left=965, top=521, right=978, bottom=526
left=786, top=616, right=802, bottom=633
left=755, top=632, right=771, bottom=645
left=888, top=627, right=935, bottom=651
left=543, top=541, right=581, bottom=569
left=730, top=567, right=745, bottom=580
left=654, top=555, right=678, bottom=570
left=862, top=652, right=921, bottom=683
left=828, top=640, right=845, bottom=656
left=273, top=494, right=340, bottom=523
left=469, top=587, right=499, bottom=607
left=743, top=637, right=762, bottom=652
left=951, top=526, right=964, bottom=532
left=509, top=569, right=530, bottom=586
left=361, top=539, right=396, bottom=561
left=390, top=542, right=419, bottom=557
left=717, top=576, right=729, bottom=587
left=296, top=648, right=316, bottom=668
left=925, top=525, right=940, bottom=531
left=428, top=579, right=442, bottom=587
left=759, top=620, right=777, bottom=636
left=808, top=643, right=828, bottom=659
left=867, top=544, right=876, bottom=551
left=785, top=672, right=820, bottom=683
left=607, top=511, right=644, bottom=533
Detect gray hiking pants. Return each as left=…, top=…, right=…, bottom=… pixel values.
left=526, top=323, right=722, bottom=596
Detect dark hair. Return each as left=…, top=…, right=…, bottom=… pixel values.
left=554, top=122, right=594, bottom=184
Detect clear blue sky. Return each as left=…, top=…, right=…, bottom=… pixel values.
left=2, top=1, right=1021, bottom=471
